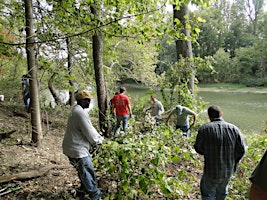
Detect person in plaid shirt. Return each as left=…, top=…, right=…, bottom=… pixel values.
left=194, top=105, right=246, bottom=200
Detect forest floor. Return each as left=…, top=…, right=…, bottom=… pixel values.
left=0, top=103, right=84, bottom=200
left=0, top=101, right=203, bottom=200
left=0, top=84, right=263, bottom=199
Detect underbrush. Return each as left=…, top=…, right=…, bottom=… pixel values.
left=1, top=103, right=266, bottom=199
left=93, top=115, right=267, bottom=199
left=95, top=125, right=202, bottom=199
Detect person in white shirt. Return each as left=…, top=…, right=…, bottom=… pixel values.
left=145, top=94, right=165, bottom=125
left=62, top=90, right=104, bottom=200
left=166, top=104, right=197, bottom=137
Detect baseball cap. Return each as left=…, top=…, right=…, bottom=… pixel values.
left=75, top=90, right=92, bottom=101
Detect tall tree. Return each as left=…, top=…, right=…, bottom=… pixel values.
left=91, top=2, right=111, bottom=137
left=24, top=0, right=43, bottom=145
left=244, top=0, right=265, bottom=35
left=66, top=37, right=75, bottom=106
left=173, top=4, right=194, bottom=93
left=194, top=0, right=230, bottom=57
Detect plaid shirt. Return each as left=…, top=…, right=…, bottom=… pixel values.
left=194, top=119, right=246, bottom=179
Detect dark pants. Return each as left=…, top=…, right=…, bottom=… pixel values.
left=114, top=115, right=129, bottom=135
left=200, top=173, right=230, bottom=200
left=175, top=124, right=190, bottom=137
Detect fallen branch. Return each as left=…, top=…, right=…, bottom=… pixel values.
left=13, top=111, right=52, bottom=124
left=0, top=165, right=67, bottom=184
left=13, top=111, right=29, bottom=118
left=0, top=130, right=16, bottom=141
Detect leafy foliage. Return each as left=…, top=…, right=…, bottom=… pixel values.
left=192, top=0, right=267, bottom=86
left=95, top=123, right=202, bottom=199
left=92, top=112, right=267, bottom=199
left=157, top=56, right=208, bottom=112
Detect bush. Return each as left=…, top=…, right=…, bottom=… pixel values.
left=240, top=77, right=267, bottom=87
left=94, top=115, right=266, bottom=199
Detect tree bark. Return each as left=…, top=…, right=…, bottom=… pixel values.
left=66, top=37, right=75, bottom=106
left=91, top=3, right=111, bottom=137
left=48, top=74, right=62, bottom=106
left=24, top=0, right=43, bottom=145
left=0, top=165, right=67, bottom=184
left=173, top=4, right=194, bottom=94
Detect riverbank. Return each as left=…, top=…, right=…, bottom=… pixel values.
left=198, top=83, right=267, bottom=93
left=198, top=85, right=267, bottom=134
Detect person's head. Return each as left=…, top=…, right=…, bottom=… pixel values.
left=75, top=90, right=92, bottom=109
left=208, top=105, right=223, bottom=120
left=22, top=74, right=28, bottom=80
left=119, top=87, right=126, bottom=94
left=151, top=94, right=157, bottom=102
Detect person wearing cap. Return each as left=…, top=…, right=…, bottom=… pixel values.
left=111, top=87, right=132, bottom=136
left=62, top=90, right=104, bottom=200
left=166, top=104, right=197, bottom=137
left=145, top=94, right=164, bottom=125
left=194, top=105, right=246, bottom=200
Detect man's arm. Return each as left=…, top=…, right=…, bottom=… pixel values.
left=166, top=112, right=172, bottom=124
left=78, top=111, right=104, bottom=145
left=22, top=80, right=26, bottom=92
left=128, top=104, right=132, bottom=117
left=191, top=113, right=198, bottom=127
left=235, top=131, right=247, bottom=163
left=145, top=106, right=151, bottom=112
left=159, top=102, right=164, bottom=115
left=194, top=129, right=204, bottom=155
left=111, top=103, right=116, bottom=115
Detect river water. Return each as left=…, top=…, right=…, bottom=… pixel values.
left=126, top=85, right=267, bottom=133
left=198, top=91, right=267, bottom=134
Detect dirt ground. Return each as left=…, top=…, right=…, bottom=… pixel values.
left=0, top=103, right=87, bottom=200
left=0, top=102, right=203, bottom=200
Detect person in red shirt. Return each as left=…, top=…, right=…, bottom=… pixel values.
left=111, top=87, right=132, bottom=136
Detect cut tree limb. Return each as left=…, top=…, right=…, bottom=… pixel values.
left=0, top=130, right=16, bottom=141
left=0, top=165, right=67, bottom=184
left=12, top=111, right=52, bottom=124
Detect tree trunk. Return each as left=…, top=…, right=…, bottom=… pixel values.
left=173, top=4, right=194, bottom=94
left=66, top=37, right=75, bottom=106
left=91, top=3, right=111, bottom=137
left=24, top=0, right=43, bottom=145
left=48, top=74, right=62, bottom=105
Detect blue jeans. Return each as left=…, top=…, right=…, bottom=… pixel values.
left=200, top=173, right=231, bottom=200
left=23, top=92, right=30, bottom=110
left=114, top=115, right=129, bottom=135
left=68, top=157, right=101, bottom=200
left=175, top=124, right=190, bottom=137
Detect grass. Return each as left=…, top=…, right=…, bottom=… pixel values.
left=199, top=83, right=246, bottom=90
left=198, top=83, right=267, bottom=93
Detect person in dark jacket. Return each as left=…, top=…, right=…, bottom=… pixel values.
left=21, top=74, right=30, bottom=112
left=194, top=105, right=246, bottom=200
left=249, top=149, right=267, bottom=200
